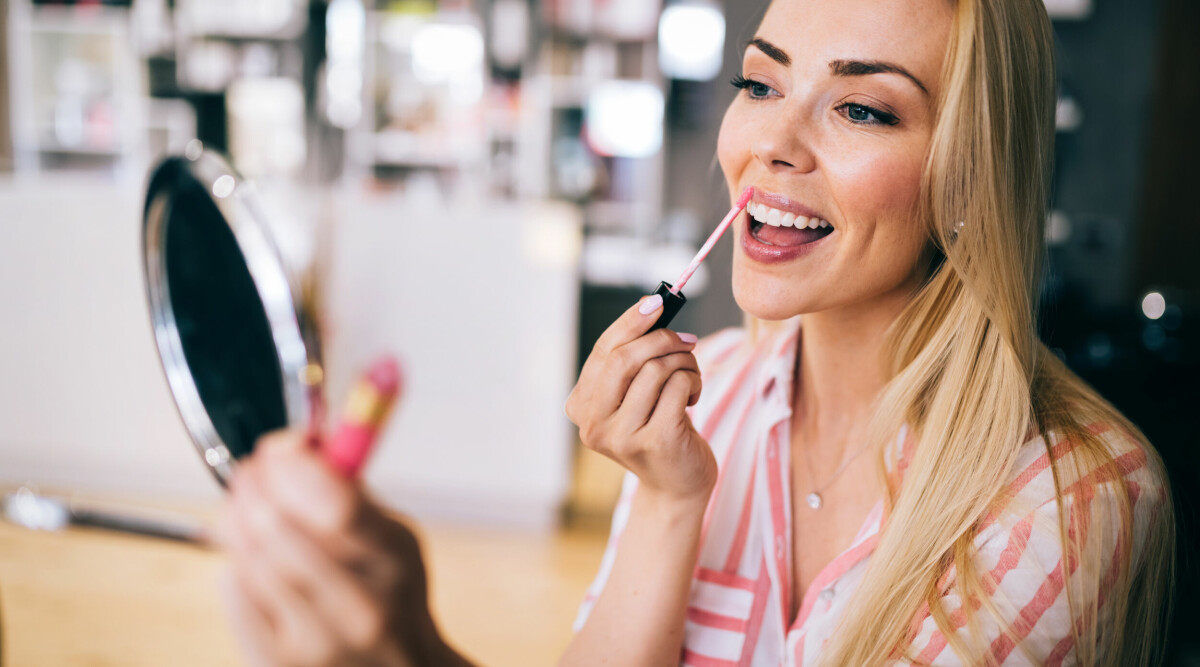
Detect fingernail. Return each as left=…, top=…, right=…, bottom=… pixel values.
left=677, top=332, right=699, bottom=344
left=638, top=294, right=664, bottom=315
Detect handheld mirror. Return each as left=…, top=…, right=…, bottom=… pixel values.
left=142, top=146, right=320, bottom=486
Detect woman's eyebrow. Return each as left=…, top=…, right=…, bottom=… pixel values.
left=829, top=59, right=930, bottom=96
left=745, top=38, right=791, bottom=66
left=745, top=38, right=929, bottom=97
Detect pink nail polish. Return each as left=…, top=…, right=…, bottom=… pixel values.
left=677, top=332, right=699, bottom=344
left=638, top=294, right=664, bottom=315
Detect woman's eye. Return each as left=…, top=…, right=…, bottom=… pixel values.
left=846, top=104, right=873, bottom=122
left=730, top=75, right=776, bottom=100
left=837, top=103, right=899, bottom=126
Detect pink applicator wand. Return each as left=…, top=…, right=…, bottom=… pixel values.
left=648, top=186, right=754, bottom=331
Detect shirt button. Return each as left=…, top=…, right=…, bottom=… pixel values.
left=819, top=588, right=835, bottom=602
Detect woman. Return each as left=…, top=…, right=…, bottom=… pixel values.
left=217, top=0, right=1174, bottom=664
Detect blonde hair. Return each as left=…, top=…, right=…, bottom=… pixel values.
left=757, top=0, right=1175, bottom=663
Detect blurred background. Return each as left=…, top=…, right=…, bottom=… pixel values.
left=0, top=0, right=1195, bottom=665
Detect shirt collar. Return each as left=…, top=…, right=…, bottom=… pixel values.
left=754, top=316, right=803, bottom=402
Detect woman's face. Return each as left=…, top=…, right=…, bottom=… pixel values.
left=718, top=0, right=952, bottom=321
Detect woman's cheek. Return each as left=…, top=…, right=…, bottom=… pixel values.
left=830, top=158, right=929, bottom=289
left=824, top=153, right=925, bottom=254
left=830, top=141, right=917, bottom=202
left=859, top=139, right=921, bottom=212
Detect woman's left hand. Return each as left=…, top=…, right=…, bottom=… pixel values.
left=212, top=431, right=466, bottom=667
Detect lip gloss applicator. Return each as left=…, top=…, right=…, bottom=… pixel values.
left=648, top=186, right=754, bottom=332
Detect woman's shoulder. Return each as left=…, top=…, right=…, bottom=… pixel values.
left=921, top=422, right=1171, bottom=665
left=1005, top=421, right=1167, bottom=511
left=980, top=421, right=1171, bottom=577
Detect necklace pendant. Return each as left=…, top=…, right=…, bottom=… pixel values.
left=806, top=492, right=823, bottom=510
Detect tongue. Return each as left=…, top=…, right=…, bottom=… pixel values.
left=754, top=222, right=832, bottom=246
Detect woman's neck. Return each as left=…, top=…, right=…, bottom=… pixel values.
left=792, top=289, right=912, bottom=449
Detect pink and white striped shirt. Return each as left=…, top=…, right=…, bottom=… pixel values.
left=574, top=318, right=1164, bottom=665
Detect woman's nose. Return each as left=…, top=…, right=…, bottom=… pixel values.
left=751, top=107, right=818, bottom=174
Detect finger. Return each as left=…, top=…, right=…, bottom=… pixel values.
left=220, top=567, right=279, bottom=667
left=240, top=464, right=388, bottom=648
left=255, top=442, right=374, bottom=559
left=570, top=301, right=673, bottom=417
left=589, top=329, right=699, bottom=416
left=648, top=369, right=703, bottom=429
left=256, top=428, right=310, bottom=456
left=591, top=294, right=671, bottom=355
left=613, top=351, right=700, bottom=429
left=225, top=493, right=337, bottom=666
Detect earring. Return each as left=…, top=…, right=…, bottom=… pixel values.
left=950, top=220, right=965, bottom=239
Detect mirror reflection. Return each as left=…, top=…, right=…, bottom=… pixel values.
left=150, top=155, right=290, bottom=463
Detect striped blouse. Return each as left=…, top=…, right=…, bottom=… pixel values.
left=574, top=318, right=1164, bottom=666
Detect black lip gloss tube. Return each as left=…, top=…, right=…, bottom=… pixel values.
left=648, top=281, right=687, bottom=332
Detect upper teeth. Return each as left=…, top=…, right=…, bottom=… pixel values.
left=748, top=202, right=830, bottom=229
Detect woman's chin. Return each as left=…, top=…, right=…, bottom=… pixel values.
left=732, top=279, right=811, bottom=322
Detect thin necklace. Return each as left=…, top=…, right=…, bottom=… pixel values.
left=802, top=439, right=874, bottom=510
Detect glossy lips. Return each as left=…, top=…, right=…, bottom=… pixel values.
left=741, top=193, right=834, bottom=263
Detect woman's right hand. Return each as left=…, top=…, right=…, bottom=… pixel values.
left=564, top=294, right=717, bottom=503
left=559, top=295, right=718, bottom=666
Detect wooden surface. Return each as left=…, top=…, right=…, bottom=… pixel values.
left=0, top=510, right=607, bottom=667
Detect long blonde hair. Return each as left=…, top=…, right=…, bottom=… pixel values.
left=775, top=0, right=1176, bottom=663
